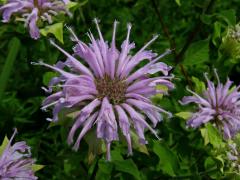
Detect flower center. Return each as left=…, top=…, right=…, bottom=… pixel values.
left=95, top=75, right=127, bottom=105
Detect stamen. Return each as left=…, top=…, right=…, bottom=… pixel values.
left=213, top=68, right=220, bottom=84
left=46, top=118, right=53, bottom=122
left=93, top=18, right=104, bottom=42
left=111, top=20, right=119, bottom=48
left=138, top=34, right=159, bottom=53
left=41, top=99, right=63, bottom=111
left=149, top=49, right=172, bottom=65
left=186, top=87, right=210, bottom=107
left=49, top=40, right=93, bottom=77
left=31, top=61, right=76, bottom=78
left=9, top=128, right=18, bottom=145
left=48, top=10, right=58, bottom=16
left=66, top=25, right=85, bottom=52
left=126, top=23, right=132, bottom=43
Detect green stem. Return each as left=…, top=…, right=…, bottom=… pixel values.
left=0, top=37, right=20, bottom=100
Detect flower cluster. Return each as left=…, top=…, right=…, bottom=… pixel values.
left=0, top=0, right=70, bottom=39
left=227, top=143, right=240, bottom=172
left=180, top=69, right=240, bottom=139
left=0, top=129, right=37, bottom=179
left=220, top=24, right=240, bottom=60
left=34, top=20, right=174, bottom=160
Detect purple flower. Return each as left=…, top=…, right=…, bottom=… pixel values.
left=0, top=129, right=37, bottom=179
left=180, top=69, right=240, bottom=139
left=34, top=20, right=174, bottom=160
left=227, top=143, right=240, bottom=171
left=0, top=0, right=70, bottom=39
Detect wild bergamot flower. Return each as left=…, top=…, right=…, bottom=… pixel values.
left=33, top=20, right=174, bottom=160
left=0, top=129, right=37, bottom=179
left=0, top=0, right=70, bottom=39
left=220, top=24, right=240, bottom=60
left=180, top=69, right=240, bottom=139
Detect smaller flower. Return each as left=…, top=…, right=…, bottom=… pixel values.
left=0, top=128, right=37, bottom=179
left=180, top=69, right=240, bottom=139
left=220, top=24, right=240, bottom=60
left=227, top=143, right=240, bottom=172
left=0, top=0, right=71, bottom=39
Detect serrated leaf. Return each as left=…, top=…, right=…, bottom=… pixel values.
left=40, top=23, right=64, bottom=43
left=175, top=112, right=192, bottom=120
left=0, top=136, right=9, bottom=156
left=183, top=38, right=209, bottom=65
left=114, top=159, right=141, bottom=180
left=152, top=141, right=178, bottom=176
left=32, top=164, right=44, bottom=172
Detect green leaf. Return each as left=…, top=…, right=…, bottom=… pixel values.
left=130, top=130, right=149, bottom=155
left=152, top=84, right=169, bottom=99
left=79, top=0, right=89, bottom=7
left=0, top=37, right=20, bottom=100
left=183, top=38, right=209, bottom=65
left=200, top=14, right=212, bottom=25
left=212, top=22, right=222, bottom=46
left=175, top=0, right=181, bottom=6
left=84, top=130, right=103, bottom=164
left=43, top=72, right=57, bottom=86
left=215, top=155, right=224, bottom=173
left=67, top=1, right=78, bottom=9
left=175, top=112, right=192, bottom=120
left=192, top=76, right=206, bottom=94
left=216, top=9, right=236, bottom=26
left=0, top=136, right=9, bottom=156
left=40, top=23, right=64, bottom=43
left=204, top=157, right=216, bottom=170
left=204, top=157, right=221, bottom=179
left=67, top=0, right=88, bottom=10
left=96, top=159, right=113, bottom=180
left=0, top=0, right=7, bottom=3
left=32, top=164, right=45, bottom=172
left=224, top=172, right=240, bottom=179
left=152, top=141, right=178, bottom=176
left=114, top=159, right=141, bottom=180
left=200, top=123, right=224, bottom=148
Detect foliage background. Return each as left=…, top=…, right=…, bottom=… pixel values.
left=0, top=0, right=240, bottom=179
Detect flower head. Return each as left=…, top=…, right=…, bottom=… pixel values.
left=220, top=24, right=240, bottom=60
left=0, top=0, right=70, bottom=39
left=0, top=128, right=37, bottom=179
left=35, top=20, right=174, bottom=160
left=227, top=143, right=240, bottom=172
left=180, top=69, right=240, bottom=139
